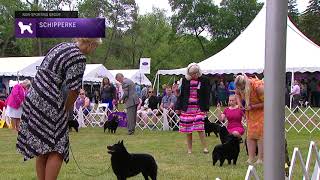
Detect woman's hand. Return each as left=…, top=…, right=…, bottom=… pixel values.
left=112, top=99, right=117, bottom=105
left=217, top=103, right=221, bottom=110
left=245, top=105, right=253, bottom=111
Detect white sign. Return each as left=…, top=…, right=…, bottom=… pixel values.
left=139, top=58, right=151, bottom=74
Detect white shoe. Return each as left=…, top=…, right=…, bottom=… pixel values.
left=246, top=159, right=255, bottom=165
left=254, top=159, right=263, bottom=165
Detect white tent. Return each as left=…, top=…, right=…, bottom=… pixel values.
left=109, top=69, right=152, bottom=86
left=157, top=5, right=320, bottom=75
left=83, top=64, right=115, bottom=83
left=0, top=56, right=44, bottom=77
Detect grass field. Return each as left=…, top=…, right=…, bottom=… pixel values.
left=1, top=127, right=319, bottom=180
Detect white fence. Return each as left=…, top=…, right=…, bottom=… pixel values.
left=245, top=141, right=320, bottom=180
left=75, top=105, right=319, bottom=133
left=1, top=105, right=320, bottom=133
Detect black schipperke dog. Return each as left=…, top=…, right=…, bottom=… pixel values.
left=217, top=124, right=230, bottom=144
left=204, top=118, right=220, bottom=137
left=212, top=135, right=241, bottom=166
left=107, top=141, right=158, bottom=180
left=68, top=111, right=79, bottom=132
left=68, top=120, right=79, bottom=132
left=104, top=115, right=119, bottom=133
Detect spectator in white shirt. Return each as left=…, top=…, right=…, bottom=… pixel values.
left=289, top=80, right=301, bottom=113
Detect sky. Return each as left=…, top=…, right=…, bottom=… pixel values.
left=135, top=0, right=310, bottom=15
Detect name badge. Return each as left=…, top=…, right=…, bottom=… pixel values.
left=197, top=82, right=201, bottom=89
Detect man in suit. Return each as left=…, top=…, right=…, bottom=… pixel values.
left=116, top=73, right=140, bottom=135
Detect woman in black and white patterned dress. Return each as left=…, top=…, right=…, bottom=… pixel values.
left=16, top=38, right=101, bottom=180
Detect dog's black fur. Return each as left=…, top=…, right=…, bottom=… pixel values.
left=107, top=141, right=158, bottom=180
left=212, top=135, right=241, bottom=166
left=204, top=118, right=220, bottom=137
left=203, top=117, right=230, bottom=144
left=218, top=125, right=230, bottom=144
left=104, top=115, right=119, bottom=133
left=68, top=120, right=79, bottom=132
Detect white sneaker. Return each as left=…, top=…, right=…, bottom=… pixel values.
left=246, top=159, right=255, bottom=164
left=254, top=159, right=263, bottom=165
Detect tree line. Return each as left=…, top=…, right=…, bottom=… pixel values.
left=0, top=0, right=319, bottom=80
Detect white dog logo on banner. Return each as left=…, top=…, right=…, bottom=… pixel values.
left=18, top=22, right=33, bottom=34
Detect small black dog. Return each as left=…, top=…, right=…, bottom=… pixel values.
left=68, top=120, right=79, bottom=132
left=107, top=140, right=158, bottom=180
left=204, top=118, right=220, bottom=137
left=67, top=110, right=79, bottom=132
left=217, top=124, right=230, bottom=144
left=212, top=135, right=241, bottom=166
left=104, top=115, right=119, bottom=133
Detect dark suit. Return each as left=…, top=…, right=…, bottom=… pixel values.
left=121, top=78, right=140, bottom=134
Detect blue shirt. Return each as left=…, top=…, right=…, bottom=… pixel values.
left=135, top=84, right=141, bottom=97
left=228, top=81, right=235, bottom=95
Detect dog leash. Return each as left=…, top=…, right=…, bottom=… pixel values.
left=69, top=144, right=111, bottom=177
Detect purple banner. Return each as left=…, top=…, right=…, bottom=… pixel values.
left=15, top=18, right=105, bottom=38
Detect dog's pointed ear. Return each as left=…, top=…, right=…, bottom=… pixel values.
left=117, top=140, right=120, bottom=144
left=120, top=140, right=124, bottom=145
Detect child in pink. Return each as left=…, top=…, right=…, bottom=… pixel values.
left=218, top=95, right=245, bottom=138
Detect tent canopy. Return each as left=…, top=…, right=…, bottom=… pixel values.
left=158, top=5, right=320, bottom=76
left=109, top=69, right=152, bottom=86
left=0, top=56, right=44, bottom=77
left=83, top=64, right=115, bottom=83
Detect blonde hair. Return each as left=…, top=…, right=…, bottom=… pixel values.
left=234, top=74, right=251, bottom=108
left=74, top=38, right=102, bottom=53
left=185, top=63, right=202, bottom=80
left=22, top=79, right=31, bottom=88
left=79, top=89, right=86, bottom=93
left=74, top=38, right=102, bottom=45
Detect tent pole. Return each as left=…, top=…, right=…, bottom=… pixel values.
left=289, top=71, right=294, bottom=109
left=157, top=73, right=160, bottom=96
left=17, top=72, right=20, bottom=82
left=264, top=0, right=287, bottom=179
left=152, top=73, right=157, bottom=89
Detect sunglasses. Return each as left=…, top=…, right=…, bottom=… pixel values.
left=79, top=93, right=85, bottom=95
left=148, top=91, right=153, bottom=93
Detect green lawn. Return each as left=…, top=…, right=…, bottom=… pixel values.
left=1, top=128, right=319, bottom=180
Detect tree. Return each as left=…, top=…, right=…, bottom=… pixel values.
left=300, top=0, right=320, bottom=44
left=169, top=0, right=219, bottom=57
left=208, top=0, right=262, bottom=52
left=78, top=0, right=137, bottom=64
left=288, top=0, right=299, bottom=24
left=218, top=0, right=263, bottom=38
left=0, top=0, right=29, bottom=56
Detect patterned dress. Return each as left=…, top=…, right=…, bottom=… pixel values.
left=179, top=80, right=206, bottom=133
left=16, top=42, right=86, bottom=163
left=238, top=78, right=264, bottom=140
